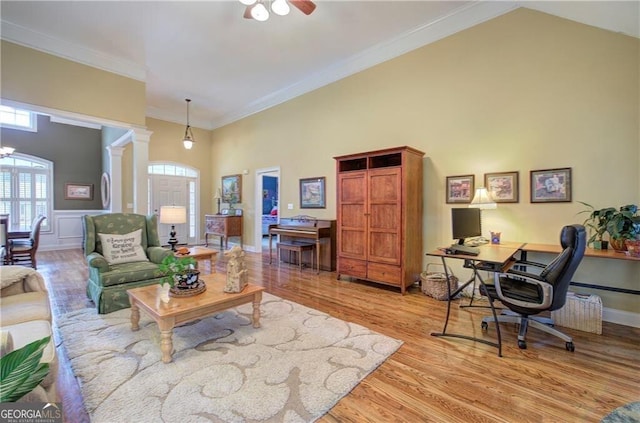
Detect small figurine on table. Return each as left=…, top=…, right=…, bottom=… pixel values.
left=224, top=246, right=248, bottom=293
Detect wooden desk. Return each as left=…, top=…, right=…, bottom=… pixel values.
left=426, top=242, right=525, bottom=357
left=521, top=242, right=639, bottom=296
left=523, top=243, right=640, bottom=262
left=204, top=215, right=242, bottom=250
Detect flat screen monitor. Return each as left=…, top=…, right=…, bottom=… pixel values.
left=451, top=208, right=481, bottom=245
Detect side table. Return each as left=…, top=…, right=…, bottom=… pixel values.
left=175, top=246, right=218, bottom=274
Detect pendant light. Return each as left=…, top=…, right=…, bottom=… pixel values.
left=182, top=98, right=195, bottom=150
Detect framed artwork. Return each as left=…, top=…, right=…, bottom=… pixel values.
left=221, top=174, right=242, bottom=204
left=234, top=209, right=243, bottom=216
left=530, top=167, right=572, bottom=203
left=299, top=177, right=326, bottom=209
left=446, top=175, right=475, bottom=204
left=485, top=171, right=519, bottom=203
left=221, top=208, right=230, bottom=215
left=65, top=183, right=93, bottom=200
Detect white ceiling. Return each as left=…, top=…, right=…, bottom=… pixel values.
left=1, top=1, right=638, bottom=130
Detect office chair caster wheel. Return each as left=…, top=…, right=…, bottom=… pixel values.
left=481, top=322, right=488, bottom=331
left=566, top=342, right=575, bottom=352
left=518, top=340, right=527, bottom=349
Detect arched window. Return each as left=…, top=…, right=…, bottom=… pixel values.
left=0, top=153, right=53, bottom=231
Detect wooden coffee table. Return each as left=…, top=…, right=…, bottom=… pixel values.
left=127, top=273, right=264, bottom=363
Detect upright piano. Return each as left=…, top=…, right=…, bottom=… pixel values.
left=269, top=215, right=336, bottom=271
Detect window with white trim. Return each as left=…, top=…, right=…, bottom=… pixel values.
left=0, top=154, right=52, bottom=231
left=0, top=106, right=38, bottom=132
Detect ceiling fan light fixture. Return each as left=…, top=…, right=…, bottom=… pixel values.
left=251, top=2, right=269, bottom=21
left=239, top=0, right=256, bottom=5
left=271, top=0, right=290, bottom=16
left=182, top=99, right=195, bottom=150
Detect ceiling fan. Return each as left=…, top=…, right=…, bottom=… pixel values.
left=241, top=0, right=316, bottom=22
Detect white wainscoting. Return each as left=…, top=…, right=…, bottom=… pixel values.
left=39, top=210, right=103, bottom=251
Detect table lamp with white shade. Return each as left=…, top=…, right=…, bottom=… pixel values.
left=159, top=206, right=187, bottom=251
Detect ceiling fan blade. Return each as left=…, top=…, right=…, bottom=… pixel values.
left=290, top=0, right=316, bottom=15
left=243, top=5, right=254, bottom=19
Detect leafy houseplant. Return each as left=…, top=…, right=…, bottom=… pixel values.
left=606, top=204, right=640, bottom=251
left=578, top=202, right=640, bottom=251
left=0, top=336, right=50, bottom=402
left=159, top=254, right=198, bottom=288
left=578, top=202, right=615, bottom=249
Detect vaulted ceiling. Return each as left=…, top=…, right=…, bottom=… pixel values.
left=1, top=1, right=638, bottom=129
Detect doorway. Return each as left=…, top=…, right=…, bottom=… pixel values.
left=254, top=167, right=280, bottom=253
left=149, top=163, right=199, bottom=247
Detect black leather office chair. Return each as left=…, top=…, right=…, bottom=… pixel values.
left=481, top=224, right=586, bottom=351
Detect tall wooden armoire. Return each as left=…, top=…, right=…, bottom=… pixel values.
left=334, top=146, right=424, bottom=294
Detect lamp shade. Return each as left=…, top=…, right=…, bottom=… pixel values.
left=159, top=206, right=187, bottom=224
left=469, top=187, right=497, bottom=210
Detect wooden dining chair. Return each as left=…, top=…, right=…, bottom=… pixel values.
left=7, top=215, right=46, bottom=269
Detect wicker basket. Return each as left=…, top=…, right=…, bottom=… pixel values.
left=420, top=263, right=458, bottom=301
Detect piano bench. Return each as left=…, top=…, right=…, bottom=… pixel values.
left=277, top=241, right=316, bottom=272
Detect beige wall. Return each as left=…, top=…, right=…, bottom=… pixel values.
left=146, top=117, right=214, bottom=231
left=1, top=41, right=146, bottom=126
left=1, top=9, right=637, bottom=314
left=211, top=9, right=639, bottom=312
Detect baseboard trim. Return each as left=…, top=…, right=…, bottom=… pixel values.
left=603, top=307, right=640, bottom=328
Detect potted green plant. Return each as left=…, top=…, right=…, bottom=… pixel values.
left=605, top=204, right=640, bottom=251
left=578, top=202, right=640, bottom=251
left=577, top=202, right=614, bottom=249
left=159, top=254, right=198, bottom=288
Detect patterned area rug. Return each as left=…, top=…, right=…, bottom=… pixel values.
left=56, top=293, right=402, bottom=422
left=601, top=402, right=640, bottom=423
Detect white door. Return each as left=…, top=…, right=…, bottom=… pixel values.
left=151, top=174, right=191, bottom=246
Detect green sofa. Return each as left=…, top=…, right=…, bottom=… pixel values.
left=82, top=213, right=173, bottom=314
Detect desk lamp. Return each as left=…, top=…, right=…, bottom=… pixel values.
left=468, top=187, right=497, bottom=210
left=159, top=206, right=187, bottom=251
left=469, top=187, right=497, bottom=242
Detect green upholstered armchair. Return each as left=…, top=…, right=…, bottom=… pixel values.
left=82, top=213, right=173, bottom=314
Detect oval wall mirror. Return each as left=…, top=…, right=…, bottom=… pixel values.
left=101, top=172, right=111, bottom=209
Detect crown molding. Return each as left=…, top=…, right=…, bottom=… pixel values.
left=2, top=1, right=518, bottom=130
left=211, top=1, right=518, bottom=129
left=0, top=20, right=146, bottom=81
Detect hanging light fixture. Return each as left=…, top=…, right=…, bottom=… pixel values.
left=0, top=146, right=15, bottom=158
left=182, top=99, right=195, bottom=150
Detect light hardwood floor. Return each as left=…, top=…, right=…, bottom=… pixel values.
left=34, top=248, right=639, bottom=423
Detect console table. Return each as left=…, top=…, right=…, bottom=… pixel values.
left=204, top=215, right=242, bottom=250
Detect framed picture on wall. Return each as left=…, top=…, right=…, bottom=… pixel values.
left=530, top=167, right=572, bottom=203
left=446, top=175, right=474, bottom=204
left=221, top=174, right=242, bottom=204
left=485, top=171, right=519, bottom=203
left=65, top=183, right=93, bottom=200
left=299, top=177, right=326, bottom=208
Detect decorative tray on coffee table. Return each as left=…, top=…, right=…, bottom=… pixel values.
left=169, top=280, right=206, bottom=297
